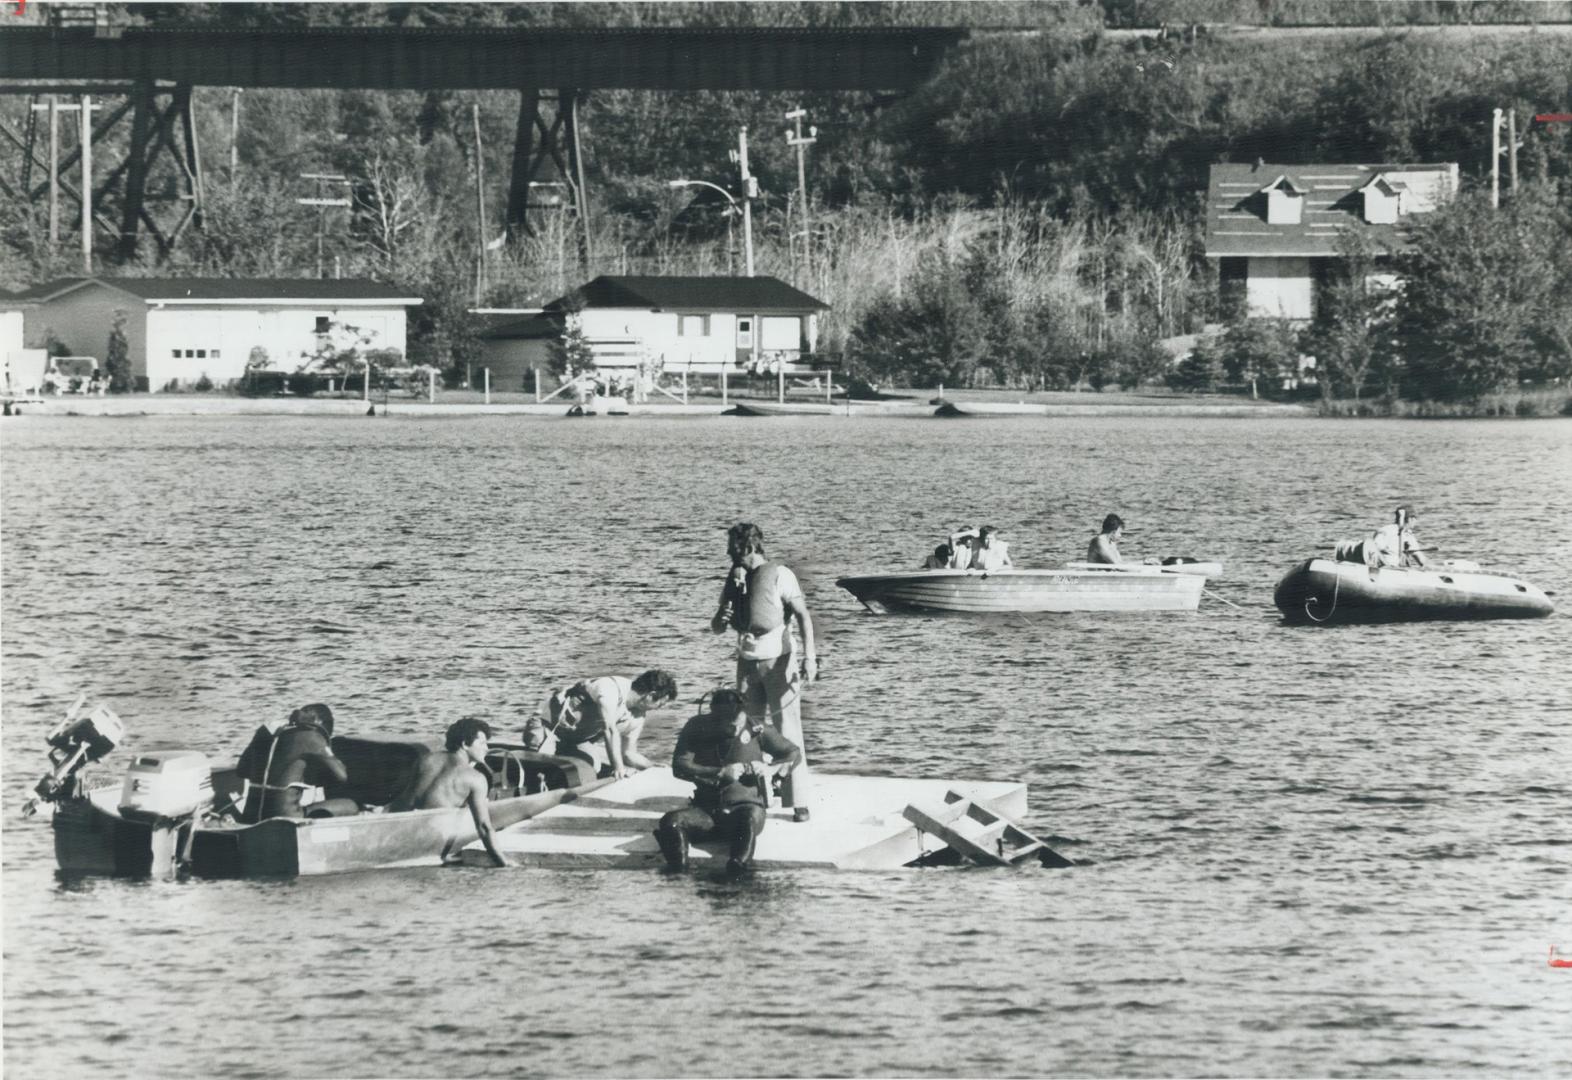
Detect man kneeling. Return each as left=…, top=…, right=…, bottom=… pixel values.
left=654, top=688, right=801, bottom=875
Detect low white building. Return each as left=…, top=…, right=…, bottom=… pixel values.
left=16, top=277, right=422, bottom=391
left=1204, top=162, right=1458, bottom=320
left=1, top=289, right=27, bottom=381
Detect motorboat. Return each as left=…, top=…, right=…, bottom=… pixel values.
left=27, top=699, right=608, bottom=878
left=836, top=566, right=1206, bottom=614
left=1273, top=558, right=1554, bottom=625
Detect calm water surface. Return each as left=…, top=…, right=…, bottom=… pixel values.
left=3, top=413, right=1570, bottom=1078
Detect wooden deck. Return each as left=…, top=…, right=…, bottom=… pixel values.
left=461, top=768, right=1028, bottom=871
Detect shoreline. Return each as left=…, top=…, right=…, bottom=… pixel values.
left=2, top=392, right=1315, bottom=419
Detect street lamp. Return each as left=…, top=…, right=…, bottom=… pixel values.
left=669, top=178, right=753, bottom=277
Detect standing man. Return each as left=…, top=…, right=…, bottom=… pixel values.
left=388, top=717, right=510, bottom=868
left=711, top=522, right=817, bottom=819
left=1087, top=514, right=1125, bottom=564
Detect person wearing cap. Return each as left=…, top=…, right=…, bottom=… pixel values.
left=1087, top=514, right=1125, bottom=565
left=972, top=525, right=1012, bottom=571
left=654, top=688, right=802, bottom=874
left=525, top=670, right=679, bottom=780
left=1366, top=507, right=1428, bottom=569
left=711, top=522, right=816, bottom=818
left=235, top=703, right=350, bottom=821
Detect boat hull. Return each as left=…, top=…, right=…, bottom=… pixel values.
left=1273, top=558, right=1554, bottom=625
left=55, top=777, right=611, bottom=878
left=836, top=568, right=1204, bottom=614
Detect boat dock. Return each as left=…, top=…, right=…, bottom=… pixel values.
left=461, top=768, right=1030, bottom=871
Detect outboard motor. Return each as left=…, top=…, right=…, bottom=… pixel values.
left=118, top=751, right=214, bottom=824
left=22, top=695, right=124, bottom=816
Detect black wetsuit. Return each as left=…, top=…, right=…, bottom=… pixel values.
left=655, top=711, right=800, bottom=869
left=236, top=722, right=348, bottom=819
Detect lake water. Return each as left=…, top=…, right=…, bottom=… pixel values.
left=3, top=413, right=1570, bottom=1078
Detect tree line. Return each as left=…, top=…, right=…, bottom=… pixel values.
left=1, top=4, right=1569, bottom=406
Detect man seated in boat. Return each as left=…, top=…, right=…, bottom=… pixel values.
left=972, top=525, right=1012, bottom=571
left=1334, top=507, right=1429, bottom=569
left=524, top=670, right=679, bottom=780
left=654, top=688, right=802, bottom=874
left=1087, top=514, right=1124, bottom=564
left=388, top=717, right=510, bottom=868
left=947, top=528, right=979, bottom=569
left=234, top=703, right=351, bottom=821
left=922, top=542, right=954, bottom=570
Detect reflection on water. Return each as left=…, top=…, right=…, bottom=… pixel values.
left=4, top=414, right=1570, bottom=1077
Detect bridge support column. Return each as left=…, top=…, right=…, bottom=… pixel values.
left=114, top=80, right=205, bottom=260
left=505, top=88, right=592, bottom=271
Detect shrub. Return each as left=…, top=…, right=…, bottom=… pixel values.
left=105, top=310, right=134, bottom=393
left=194, top=372, right=214, bottom=392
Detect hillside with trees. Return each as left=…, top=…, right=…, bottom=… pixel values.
left=2, top=1, right=1569, bottom=408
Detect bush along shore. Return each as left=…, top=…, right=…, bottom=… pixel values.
left=1314, top=388, right=1572, bottom=418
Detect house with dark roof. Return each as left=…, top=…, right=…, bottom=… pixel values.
left=17, top=277, right=422, bottom=391
left=1203, top=162, right=1458, bottom=320
left=475, top=275, right=830, bottom=394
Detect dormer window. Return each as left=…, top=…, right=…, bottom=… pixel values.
left=1259, top=175, right=1306, bottom=225
left=1360, top=174, right=1406, bottom=225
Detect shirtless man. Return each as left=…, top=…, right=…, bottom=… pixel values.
left=389, top=717, right=509, bottom=867
left=1087, top=514, right=1124, bottom=564
left=711, top=522, right=816, bottom=817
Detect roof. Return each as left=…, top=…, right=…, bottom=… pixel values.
left=477, top=312, right=562, bottom=341
left=1204, top=162, right=1459, bottom=259
left=546, top=275, right=829, bottom=313
left=16, top=277, right=423, bottom=304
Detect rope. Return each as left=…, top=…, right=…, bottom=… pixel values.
left=1204, top=588, right=1242, bottom=610
left=1303, top=569, right=1342, bottom=624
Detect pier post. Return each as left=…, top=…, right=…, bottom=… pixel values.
left=484, top=367, right=491, bottom=404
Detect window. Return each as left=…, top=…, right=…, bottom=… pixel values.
left=680, top=315, right=709, bottom=337
left=184, top=349, right=196, bottom=358
left=314, top=316, right=331, bottom=334
left=736, top=317, right=753, bottom=350
left=211, top=349, right=221, bottom=359
left=171, top=349, right=181, bottom=358
left=196, top=349, right=207, bottom=359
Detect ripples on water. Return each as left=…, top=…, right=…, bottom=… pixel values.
left=3, top=414, right=1570, bottom=1078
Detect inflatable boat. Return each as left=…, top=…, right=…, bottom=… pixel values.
left=1273, top=558, right=1554, bottom=625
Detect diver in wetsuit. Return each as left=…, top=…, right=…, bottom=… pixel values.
left=654, top=688, right=801, bottom=874
left=235, top=703, right=349, bottom=820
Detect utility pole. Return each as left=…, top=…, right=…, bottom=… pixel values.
left=472, top=103, right=487, bottom=306
left=1491, top=107, right=1502, bottom=209
left=297, top=173, right=350, bottom=278
left=31, top=95, right=94, bottom=264
left=733, top=126, right=756, bottom=277
left=1508, top=108, right=1518, bottom=196
left=47, top=94, right=59, bottom=246
left=80, top=94, right=92, bottom=273
left=229, top=88, right=242, bottom=185
left=784, top=107, right=816, bottom=282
